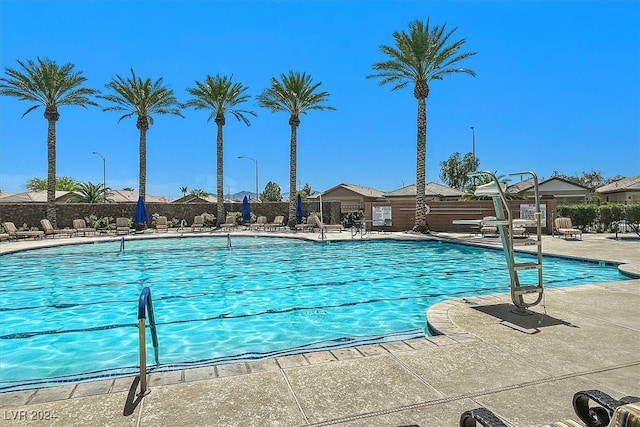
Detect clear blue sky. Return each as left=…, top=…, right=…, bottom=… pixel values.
left=1, top=1, right=638, bottom=199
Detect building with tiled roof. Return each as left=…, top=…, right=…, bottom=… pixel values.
left=596, top=175, right=640, bottom=203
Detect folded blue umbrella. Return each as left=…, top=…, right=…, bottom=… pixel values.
left=296, top=194, right=303, bottom=222
left=134, top=196, right=149, bottom=225
left=242, top=195, right=251, bottom=222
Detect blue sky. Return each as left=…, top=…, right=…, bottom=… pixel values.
left=1, top=1, right=638, bottom=199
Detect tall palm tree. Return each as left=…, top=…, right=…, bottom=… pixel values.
left=184, top=74, right=255, bottom=226
left=99, top=68, right=183, bottom=201
left=368, top=19, right=476, bottom=233
left=0, top=58, right=98, bottom=226
left=257, top=71, right=335, bottom=225
left=179, top=186, right=188, bottom=197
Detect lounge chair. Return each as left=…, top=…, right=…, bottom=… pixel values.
left=295, top=216, right=316, bottom=232
left=265, top=215, right=285, bottom=231
left=220, top=215, right=238, bottom=231
left=116, top=217, right=132, bottom=235
left=250, top=216, right=268, bottom=231
left=480, top=216, right=499, bottom=237
left=191, top=216, right=206, bottom=232
left=155, top=216, right=168, bottom=233
left=310, top=215, right=343, bottom=232
left=459, top=389, right=639, bottom=427
left=72, top=219, right=97, bottom=236
left=1, top=222, right=44, bottom=240
left=40, top=219, right=75, bottom=238
left=555, top=217, right=582, bottom=240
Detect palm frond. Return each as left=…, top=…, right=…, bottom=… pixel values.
left=0, top=57, right=98, bottom=116
left=368, top=19, right=476, bottom=94
left=185, top=74, right=255, bottom=125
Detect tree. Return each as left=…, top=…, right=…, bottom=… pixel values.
left=179, top=186, right=188, bottom=197
left=551, top=170, right=613, bottom=189
left=439, top=152, right=480, bottom=191
left=299, top=183, right=312, bottom=200
left=0, top=57, right=98, bottom=225
left=368, top=19, right=476, bottom=233
left=190, top=188, right=210, bottom=198
left=184, top=74, right=255, bottom=226
left=68, top=182, right=112, bottom=203
left=460, top=172, right=521, bottom=201
left=26, top=176, right=78, bottom=192
left=100, top=68, right=183, bottom=201
left=257, top=71, right=334, bottom=225
left=261, top=181, right=282, bottom=202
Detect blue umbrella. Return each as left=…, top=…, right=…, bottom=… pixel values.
left=134, top=196, right=149, bottom=225
left=242, top=195, right=251, bottom=222
left=296, top=193, right=303, bottom=222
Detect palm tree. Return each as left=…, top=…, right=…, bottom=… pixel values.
left=99, top=68, right=183, bottom=201
left=257, top=71, right=335, bottom=225
left=184, top=74, right=255, bottom=226
left=368, top=19, right=476, bottom=233
left=69, top=182, right=112, bottom=203
left=179, top=186, right=188, bottom=197
left=0, top=58, right=98, bottom=226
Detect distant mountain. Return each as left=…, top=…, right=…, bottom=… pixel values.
left=225, top=191, right=255, bottom=201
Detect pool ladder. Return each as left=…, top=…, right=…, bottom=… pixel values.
left=469, top=170, right=545, bottom=311
left=138, top=287, right=159, bottom=396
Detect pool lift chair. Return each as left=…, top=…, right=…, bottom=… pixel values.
left=469, top=171, right=545, bottom=313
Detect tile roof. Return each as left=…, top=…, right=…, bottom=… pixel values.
left=596, top=175, right=640, bottom=193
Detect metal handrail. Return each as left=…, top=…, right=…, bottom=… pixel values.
left=138, top=286, right=159, bottom=396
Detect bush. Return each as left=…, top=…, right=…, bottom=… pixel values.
left=557, top=203, right=640, bottom=233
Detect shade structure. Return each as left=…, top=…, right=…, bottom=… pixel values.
left=134, top=196, right=149, bottom=225
left=242, top=195, right=251, bottom=222
left=296, top=194, right=303, bottom=222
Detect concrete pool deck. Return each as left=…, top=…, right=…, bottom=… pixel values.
left=0, top=229, right=638, bottom=426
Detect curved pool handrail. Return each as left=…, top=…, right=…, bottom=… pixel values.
left=138, top=286, right=159, bottom=395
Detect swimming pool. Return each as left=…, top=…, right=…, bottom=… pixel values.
left=0, top=236, right=628, bottom=392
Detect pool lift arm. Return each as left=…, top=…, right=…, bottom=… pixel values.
left=469, top=171, right=545, bottom=311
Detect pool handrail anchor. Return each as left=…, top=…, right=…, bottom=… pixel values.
left=469, top=170, right=544, bottom=311
left=137, top=286, right=159, bottom=396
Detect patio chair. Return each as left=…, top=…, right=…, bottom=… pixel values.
left=1, top=222, right=44, bottom=240
left=555, top=217, right=582, bottom=240
left=459, top=389, right=639, bottom=427
left=116, top=217, right=132, bottom=235
left=295, top=216, right=316, bottom=232
left=72, top=219, right=97, bottom=236
left=155, top=216, right=168, bottom=233
left=250, top=216, right=268, bottom=231
left=265, top=215, right=285, bottom=231
left=220, top=215, right=238, bottom=231
left=40, top=219, right=75, bottom=238
left=310, top=215, right=343, bottom=232
left=191, top=216, right=206, bottom=232
left=480, top=216, right=499, bottom=237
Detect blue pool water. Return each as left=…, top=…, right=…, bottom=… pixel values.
left=0, top=236, right=628, bottom=392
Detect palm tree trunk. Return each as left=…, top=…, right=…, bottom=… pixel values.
left=414, top=97, right=428, bottom=232
left=46, top=118, right=57, bottom=226
left=216, top=120, right=225, bottom=227
left=288, top=116, right=299, bottom=225
left=138, top=128, right=147, bottom=201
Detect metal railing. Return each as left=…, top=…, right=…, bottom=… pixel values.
left=138, top=286, right=159, bottom=396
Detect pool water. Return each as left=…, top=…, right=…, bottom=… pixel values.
left=0, top=237, right=627, bottom=392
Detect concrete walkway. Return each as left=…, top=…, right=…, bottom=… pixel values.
left=0, top=230, right=638, bottom=426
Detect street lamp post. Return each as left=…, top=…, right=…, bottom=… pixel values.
left=470, top=126, right=476, bottom=158
left=238, top=156, right=259, bottom=202
left=92, top=151, right=106, bottom=203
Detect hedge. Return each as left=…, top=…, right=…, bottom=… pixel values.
left=557, top=203, right=640, bottom=232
